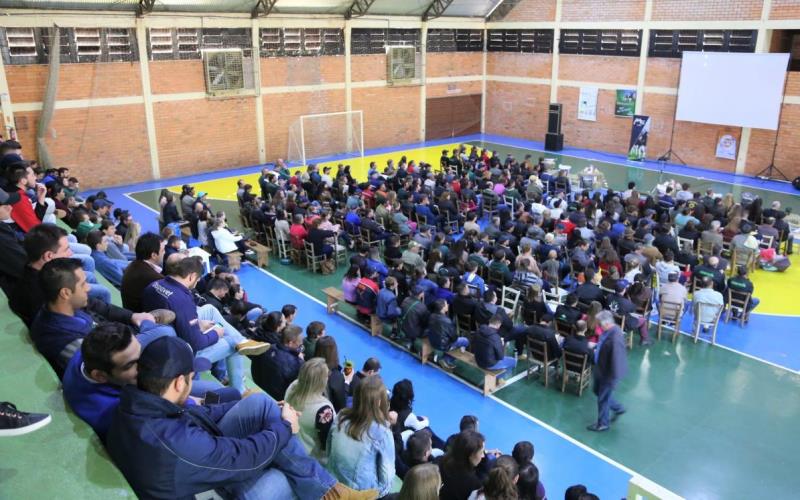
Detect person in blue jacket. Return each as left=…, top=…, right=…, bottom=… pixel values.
left=87, top=230, right=129, bottom=288
left=251, top=325, right=304, bottom=401
left=376, top=276, right=402, bottom=323
left=587, top=310, right=629, bottom=432
left=141, top=255, right=269, bottom=395
left=106, top=336, right=375, bottom=500
left=62, top=322, right=238, bottom=442
left=472, top=314, right=517, bottom=383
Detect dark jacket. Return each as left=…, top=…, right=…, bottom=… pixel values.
left=327, top=367, right=347, bottom=412
left=399, top=296, right=429, bottom=340
left=29, top=299, right=132, bottom=378
left=594, top=326, right=628, bottom=383
left=0, top=221, right=26, bottom=296
left=142, top=277, right=218, bottom=351
left=9, top=264, right=45, bottom=326
left=527, top=324, right=562, bottom=360
left=606, top=293, right=639, bottom=331
left=575, top=282, right=605, bottom=306
left=427, top=312, right=457, bottom=350
left=439, top=462, right=483, bottom=500
left=554, top=304, right=582, bottom=325
left=251, top=343, right=303, bottom=400
left=452, top=294, right=478, bottom=320
left=106, top=387, right=292, bottom=500
left=162, top=202, right=181, bottom=225
left=473, top=325, right=504, bottom=369
left=563, top=335, right=594, bottom=364
left=121, top=260, right=164, bottom=313
left=376, top=288, right=401, bottom=321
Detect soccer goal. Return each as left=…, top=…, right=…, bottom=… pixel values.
left=287, top=110, right=364, bottom=166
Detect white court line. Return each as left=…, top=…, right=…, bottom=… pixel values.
left=122, top=186, right=800, bottom=376
left=127, top=187, right=683, bottom=497
left=249, top=264, right=683, bottom=499
left=473, top=138, right=799, bottom=198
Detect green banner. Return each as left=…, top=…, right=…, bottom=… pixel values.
left=615, top=89, right=636, bottom=117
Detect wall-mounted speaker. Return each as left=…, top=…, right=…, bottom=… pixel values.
left=548, top=103, right=562, bottom=135
left=545, top=132, right=563, bottom=151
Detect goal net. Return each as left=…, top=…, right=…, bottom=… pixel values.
left=287, top=110, right=364, bottom=166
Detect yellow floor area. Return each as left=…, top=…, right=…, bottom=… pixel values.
left=165, top=142, right=463, bottom=201
left=749, top=251, right=800, bottom=316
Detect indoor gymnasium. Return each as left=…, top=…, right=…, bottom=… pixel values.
left=2, top=1, right=800, bottom=499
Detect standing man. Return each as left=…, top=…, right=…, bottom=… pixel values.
left=587, top=310, right=628, bottom=432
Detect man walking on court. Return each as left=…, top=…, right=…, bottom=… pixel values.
left=587, top=310, right=628, bottom=432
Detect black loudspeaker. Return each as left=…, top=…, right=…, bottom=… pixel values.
left=548, top=103, right=562, bottom=134
left=793, top=176, right=800, bottom=191
left=545, top=132, right=563, bottom=151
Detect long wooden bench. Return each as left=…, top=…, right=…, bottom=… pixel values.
left=245, top=239, right=270, bottom=268
left=448, top=349, right=506, bottom=396
left=322, top=287, right=383, bottom=336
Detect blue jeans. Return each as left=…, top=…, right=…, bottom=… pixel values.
left=442, top=337, right=469, bottom=363
left=246, top=307, right=264, bottom=323
left=748, top=296, right=760, bottom=312
left=488, top=357, right=517, bottom=380
left=135, top=320, right=176, bottom=347
left=196, top=304, right=247, bottom=394
left=217, top=394, right=337, bottom=500
left=593, top=377, right=624, bottom=427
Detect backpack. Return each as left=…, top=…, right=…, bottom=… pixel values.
left=356, top=281, right=378, bottom=314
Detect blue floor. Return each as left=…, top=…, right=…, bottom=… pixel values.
left=236, top=264, right=633, bottom=498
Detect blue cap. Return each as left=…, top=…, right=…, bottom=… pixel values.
left=92, top=199, right=113, bottom=210
left=413, top=285, right=426, bottom=296
left=137, top=336, right=211, bottom=380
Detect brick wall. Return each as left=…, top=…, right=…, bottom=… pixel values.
left=770, top=0, right=800, bottom=19
left=644, top=58, right=680, bottom=88
left=6, top=63, right=142, bottom=102
left=261, top=56, right=345, bottom=87
left=427, top=52, right=483, bottom=78
left=558, top=55, right=639, bottom=85
left=149, top=60, right=205, bottom=95
left=13, top=105, right=151, bottom=187
left=651, top=0, right=763, bottom=21
left=352, top=86, right=421, bottom=148
left=427, top=81, right=482, bottom=99
left=559, top=87, right=636, bottom=156
left=484, top=81, right=549, bottom=140
left=351, top=54, right=386, bottom=82
left=154, top=97, right=259, bottom=179
left=502, top=0, right=557, bottom=22
left=561, top=0, right=646, bottom=22
left=263, top=89, right=346, bottom=161
left=487, top=53, right=552, bottom=79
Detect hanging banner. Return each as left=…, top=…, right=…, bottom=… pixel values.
left=615, top=89, right=637, bottom=117
left=715, top=133, right=738, bottom=160
left=577, top=86, right=598, bottom=121
left=628, top=115, right=650, bottom=161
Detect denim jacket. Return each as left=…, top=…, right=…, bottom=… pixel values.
left=327, top=417, right=395, bottom=497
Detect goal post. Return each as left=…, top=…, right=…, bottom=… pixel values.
left=287, top=110, right=364, bottom=167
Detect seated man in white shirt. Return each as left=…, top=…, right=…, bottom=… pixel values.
left=692, top=277, right=724, bottom=330
left=659, top=272, right=687, bottom=308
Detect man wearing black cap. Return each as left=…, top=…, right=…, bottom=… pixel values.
left=607, top=281, right=652, bottom=346
left=107, top=336, right=375, bottom=500
left=0, top=188, right=25, bottom=295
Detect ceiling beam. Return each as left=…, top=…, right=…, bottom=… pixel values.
left=344, top=0, right=377, bottom=20
left=136, top=0, right=156, bottom=17
left=422, top=0, right=456, bottom=21
left=251, top=0, right=279, bottom=18
left=487, top=0, right=522, bottom=22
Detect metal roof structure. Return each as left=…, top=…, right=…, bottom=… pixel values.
left=1, top=0, right=506, bottom=18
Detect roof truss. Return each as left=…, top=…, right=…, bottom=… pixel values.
left=344, top=0, right=377, bottom=20
left=251, top=0, right=279, bottom=18
left=422, top=0, right=456, bottom=21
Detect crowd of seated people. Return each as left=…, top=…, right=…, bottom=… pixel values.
left=0, top=137, right=793, bottom=498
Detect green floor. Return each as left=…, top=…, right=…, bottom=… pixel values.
left=265, top=259, right=800, bottom=500
left=0, top=282, right=133, bottom=498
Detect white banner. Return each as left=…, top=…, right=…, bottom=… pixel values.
left=578, top=86, right=598, bottom=121
left=715, top=133, right=738, bottom=160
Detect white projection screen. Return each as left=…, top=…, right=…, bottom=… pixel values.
left=675, top=52, right=790, bottom=130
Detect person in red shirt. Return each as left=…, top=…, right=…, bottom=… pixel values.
left=7, top=162, right=46, bottom=233
left=289, top=213, right=308, bottom=250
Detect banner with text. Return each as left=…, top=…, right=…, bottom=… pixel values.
left=578, top=86, right=598, bottom=121
left=628, top=115, right=650, bottom=161
left=615, top=89, right=636, bottom=117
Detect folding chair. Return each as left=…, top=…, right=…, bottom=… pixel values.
left=726, top=289, right=752, bottom=327
left=526, top=338, right=559, bottom=387
left=692, top=302, right=724, bottom=345
left=561, top=351, right=591, bottom=396
left=500, top=286, right=521, bottom=319
left=656, top=300, right=684, bottom=343
left=303, top=240, right=325, bottom=274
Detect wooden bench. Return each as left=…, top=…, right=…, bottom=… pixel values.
left=322, top=287, right=383, bottom=336
left=448, top=349, right=505, bottom=396
left=419, top=337, right=434, bottom=365
left=226, top=251, right=242, bottom=271
left=245, top=240, right=270, bottom=268
left=322, top=287, right=344, bottom=314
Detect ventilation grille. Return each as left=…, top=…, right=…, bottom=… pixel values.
left=559, top=29, right=642, bottom=56
left=649, top=29, right=757, bottom=58
left=203, top=49, right=244, bottom=94
left=352, top=28, right=420, bottom=55
left=387, top=46, right=417, bottom=84
left=1, top=27, right=138, bottom=64
left=258, top=28, right=343, bottom=57
left=427, top=29, right=483, bottom=52
left=487, top=29, right=553, bottom=53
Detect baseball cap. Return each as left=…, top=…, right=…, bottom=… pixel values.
left=93, top=199, right=113, bottom=210
left=197, top=191, right=208, bottom=198
left=0, top=189, right=21, bottom=206
left=137, top=336, right=212, bottom=380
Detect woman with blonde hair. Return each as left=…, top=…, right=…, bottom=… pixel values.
left=285, top=358, right=335, bottom=463
left=328, top=375, right=395, bottom=497
left=386, top=463, right=441, bottom=500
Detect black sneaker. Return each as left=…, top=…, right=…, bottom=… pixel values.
left=0, top=402, right=52, bottom=437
